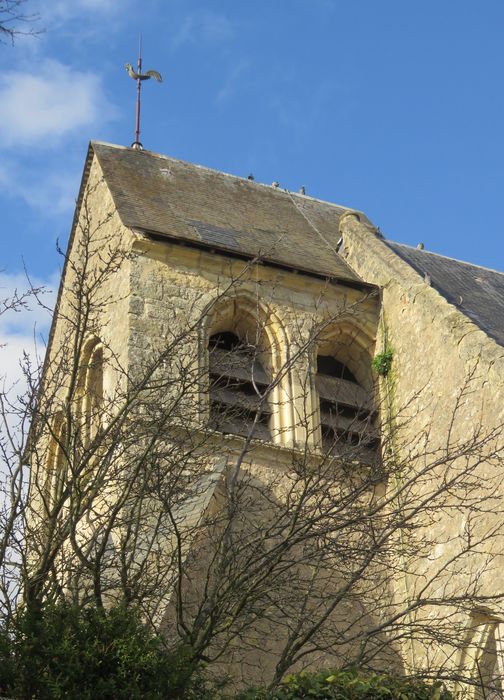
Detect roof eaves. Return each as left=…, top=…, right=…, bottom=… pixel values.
left=135, top=226, right=379, bottom=293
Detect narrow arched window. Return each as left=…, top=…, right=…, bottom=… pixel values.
left=458, top=615, right=504, bottom=700
left=44, top=413, right=67, bottom=510
left=80, top=340, right=104, bottom=446
left=316, top=354, right=377, bottom=460
left=50, top=418, right=68, bottom=504
left=476, top=623, right=504, bottom=700
left=208, top=331, right=272, bottom=441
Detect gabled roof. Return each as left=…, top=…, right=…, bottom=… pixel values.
left=386, top=241, right=504, bottom=348
left=91, top=141, right=367, bottom=286
left=88, top=142, right=504, bottom=347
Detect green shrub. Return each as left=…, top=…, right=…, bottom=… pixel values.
left=0, top=601, right=207, bottom=699
left=372, top=348, right=394, bottom=377
left=0, top=604, right=456, bottom=700
left=238, top=668, right=454, bottom=700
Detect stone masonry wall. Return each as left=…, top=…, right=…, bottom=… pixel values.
left=128, top=235, right=379, bottom=448
left=126, top=236, right=385, bottom=685
left=339, top=212, right=504, bottom=677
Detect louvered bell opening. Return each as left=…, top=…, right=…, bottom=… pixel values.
left=316, top=355, right=378, bottom=462
left=208, top=332, right=272, bottom=441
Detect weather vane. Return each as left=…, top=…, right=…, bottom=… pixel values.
left=125, top=35, right=162, bottom=150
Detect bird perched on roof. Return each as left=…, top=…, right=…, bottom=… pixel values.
left=125, top=63, right=163, bottom=82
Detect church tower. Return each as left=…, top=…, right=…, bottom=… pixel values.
left=29, top=141, right=504, bottom=692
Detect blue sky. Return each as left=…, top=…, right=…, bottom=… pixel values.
left=1, top=0, right=504, bottom=377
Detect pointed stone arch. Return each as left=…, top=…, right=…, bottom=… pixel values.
left=202, top=292, right=291, bottom=445
left=311, top=320, right=378, bottom=459
left=457, top=610, right=504, bottom=700
left=78, top=336, right=105, bottom=447
left=44, top=410, right=68, bottom=511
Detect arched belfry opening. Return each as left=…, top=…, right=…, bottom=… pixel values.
left=208, top=330, right=272, bottom=441
left=315, top=329, right=378, bottom=461
left=203, top=293, right=286, bottom=444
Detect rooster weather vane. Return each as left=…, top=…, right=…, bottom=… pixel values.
left=125, top=36, right=162, bottom=150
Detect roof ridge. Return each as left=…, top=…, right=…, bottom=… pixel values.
left=90, top=140, right=365, bottom=285
left=387, top=240, right=504, bottom=277
left=90, top=140, right=359, bottom=214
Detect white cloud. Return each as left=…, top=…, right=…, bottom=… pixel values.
left=35, top=0, right=125, bottom=25
left=0, top=271, right=56, bottom=392
left=0, top=59, right=116, bottom=148
left=72, top=0, right=121, bottom=9
left=171, top=10, right=234, bottom=50
left=11, top=0, right=129, bottom=55
left=216, top=61, right=250, bottom=105
left=0, top=158, right=78, bottom=214
left=270, top=79, right=340, bottom=135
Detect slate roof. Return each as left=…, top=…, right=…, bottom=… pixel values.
left=91, top=142, right=366, bottom=285
left=88, top=142, right=504, bottom=347
left=385, top=241, right=504, bottom=348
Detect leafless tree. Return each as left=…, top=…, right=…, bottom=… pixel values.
left=0, top=0, right=41, bottom=44
left=1, top=188, right=504, bottom=697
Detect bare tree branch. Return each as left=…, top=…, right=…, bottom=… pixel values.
left=0, top=181, right=503, bottom=696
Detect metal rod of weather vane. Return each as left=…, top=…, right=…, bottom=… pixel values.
left=134, top=35, right=142, bottom=146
